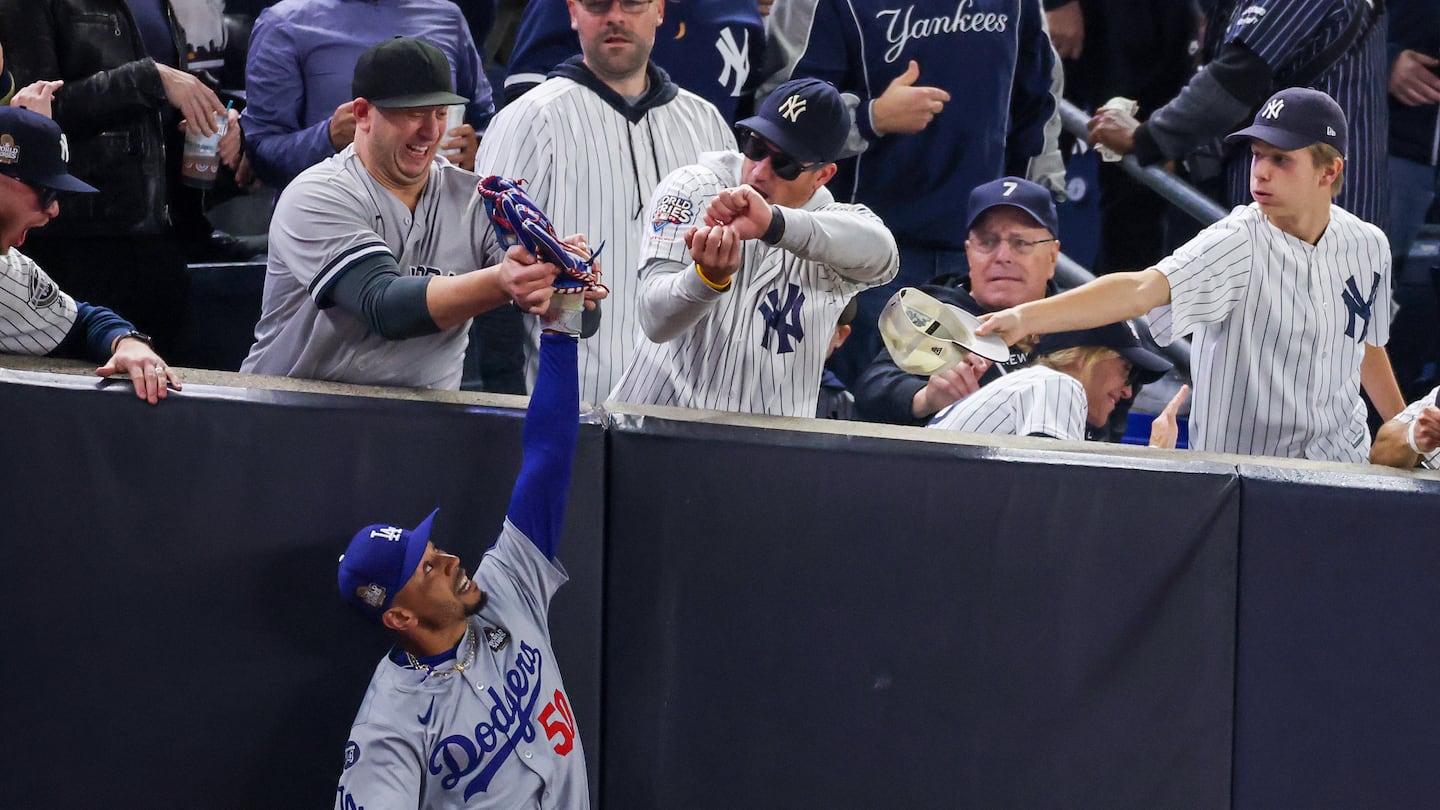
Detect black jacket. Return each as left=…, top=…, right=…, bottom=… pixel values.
left=1388, top=0, right=1440, bottom=165
left=0, top=0, right=184, bottom=235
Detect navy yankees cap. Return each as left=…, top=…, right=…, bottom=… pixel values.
left=338, top=508, right=437, bottom=621
left=735, top=78, right=848, bottom=166
left=1225, top=87, right=1347, bottom=158
left=966, top=176, right=1058, bottom=236
left=1035, top=320, right=1172, bottom=385
left=0, top=107, right=97, bottom=193
left=352, top=37, right=468, bottom=109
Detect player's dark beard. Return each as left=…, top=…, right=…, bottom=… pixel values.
left=465, top=590, right=489, bottom=615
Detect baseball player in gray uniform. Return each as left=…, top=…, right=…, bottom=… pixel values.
left=335, top=327, right=588, bottom=809
left=243, top=38, right=571, bottom=389
left=0, top=107, right=178, bottom=404
left=475, top=0, right=736, bottom=404
left=980, top=87, right=1405, bottom=462
left=1371, top=385, right=1440, bottom=469
left=928, top=321, right=1175, bottom=444
left=608, top=78, right=898, bottom=416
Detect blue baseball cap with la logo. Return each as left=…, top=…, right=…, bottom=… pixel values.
left=0, top=107, right=97, bottom=193
left=1225, top=87, right=1348, bottom=157
left=337, top=508, right=437, bottom=621
left=735, top=77, right=848, bottom=165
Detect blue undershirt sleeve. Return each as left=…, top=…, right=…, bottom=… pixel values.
left=63, top=301, right=134, bottom=363
left=323, top=253, right=441, bottom=340
left=507, top=333, right=579, bottom=560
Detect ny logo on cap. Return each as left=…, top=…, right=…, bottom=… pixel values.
left=59, top=134, right=69, bottom=164
left=778, top=94, right=807, bottom=122
left=370, top=525, right=403, bottom=542
left=1261, top=99, right=1285, bottom=120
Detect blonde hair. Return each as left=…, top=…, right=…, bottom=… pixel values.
left=1036, top=345, right=1120, bottom=378
left=1307, top=142, right=1345, bottom=197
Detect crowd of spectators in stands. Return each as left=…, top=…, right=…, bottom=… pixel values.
left=2, top=0, right=1439, bottom=470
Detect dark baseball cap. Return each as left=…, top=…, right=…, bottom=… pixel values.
left=0, top=107, right=97, bottom=193
left=1035, top=320, right=1172, bottom=385
left=735, top=78, right=848, bottom=166
left=352, top=37, right=469, bottom=109
left=1225, top=87, right=1347, bottom=158
left=337, top=508, right=436, bottom=622
left=966, top=176, right=1058, bottom=235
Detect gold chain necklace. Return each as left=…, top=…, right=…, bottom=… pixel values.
left=405, top=625, right=478, bottom=679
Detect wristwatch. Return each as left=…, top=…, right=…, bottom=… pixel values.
left=113, top=329, right=153, bottom=352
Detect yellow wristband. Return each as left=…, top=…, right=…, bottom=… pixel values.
left=695, top=263, right=731, bottom=292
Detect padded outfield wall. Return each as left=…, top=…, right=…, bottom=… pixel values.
left=2, top=359, right=1437, bottom=808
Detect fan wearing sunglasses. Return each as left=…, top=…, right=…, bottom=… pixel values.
left=609, top=78, right=899, bottom=418
left=0, top=107, right=180, bottom=404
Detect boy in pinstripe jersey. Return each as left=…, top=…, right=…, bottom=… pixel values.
left=982, top=87, right=1405, bottom=463
left=608, top=78, right=898, bottom=417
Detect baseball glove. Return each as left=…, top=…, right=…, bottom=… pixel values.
left=477, top=176, right=608, bottom=298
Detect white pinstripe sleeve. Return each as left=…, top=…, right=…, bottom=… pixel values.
left=927, top=367, right=1087, bottom=441
left=1148, top=208, right=1255, bottom=346
left=0, top=250, right=79, bottom=356
left=634, top=164, right=727, bottom=342
left=1014, top=372, right=1088, bottom=441
left=774, top=201, right=899, bottom=286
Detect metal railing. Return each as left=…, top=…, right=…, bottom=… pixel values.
left=1047, top=99, right=1232, bottom=375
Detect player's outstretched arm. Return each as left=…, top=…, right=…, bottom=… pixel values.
left=427, top=246, right=562, bottom=330
left=1361, top=344, right=1406, bottom=422
left=506, top=332, right=579, bottom=560
left=977, top=268, right=1171, bottom=346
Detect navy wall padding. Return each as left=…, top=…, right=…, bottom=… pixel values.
left=603, top=420, right=1240, bottom=809
left=0, top=373, right=604, bottom=807
left=1231, top=466, right=1440, bottom=809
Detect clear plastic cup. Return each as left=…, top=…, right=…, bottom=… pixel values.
left=440, top=104, right=465, bottom=159
left=181, top=111, right=228, bottom=190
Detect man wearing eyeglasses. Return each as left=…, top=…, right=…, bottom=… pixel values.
left=0, top=107, right=180, bottom=405
left=608, top=78, right=899, bottom=416
left=475, top=0, right=735, bottom=405
left=851, top=176, right=1061, bottom=426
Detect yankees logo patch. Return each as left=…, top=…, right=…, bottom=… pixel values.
left=652, top=195, right=695, bottom=231
left=759, top=283, right=806, bottom=353
left=1261, top=98, right=1285, bottom=120
left=344, top=741, right=361, bottom=769
left=29, top=272, right=59, bottom=309
left=1341, top=273, right=1382, bottom=341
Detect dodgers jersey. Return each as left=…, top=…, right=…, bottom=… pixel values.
left=336, top=523, right=586, bottom=810
left=1147, top=203, right=1391, bottom=463
left=1393, top=385, right=1440, bottom=470
left=475, top=59, right=735, bottom=405
left=242, top=147, right=502, bottom=389
left=927, top=365, right=1087, bottom=441
left=0, top=249, right=78, bottom=355
left=608, top=151, right=898, bottom=416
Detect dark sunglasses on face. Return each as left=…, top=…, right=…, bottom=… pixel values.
left=738, top=130, right=824, bottom=182
left=24, top=180, right=60, bottom=209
